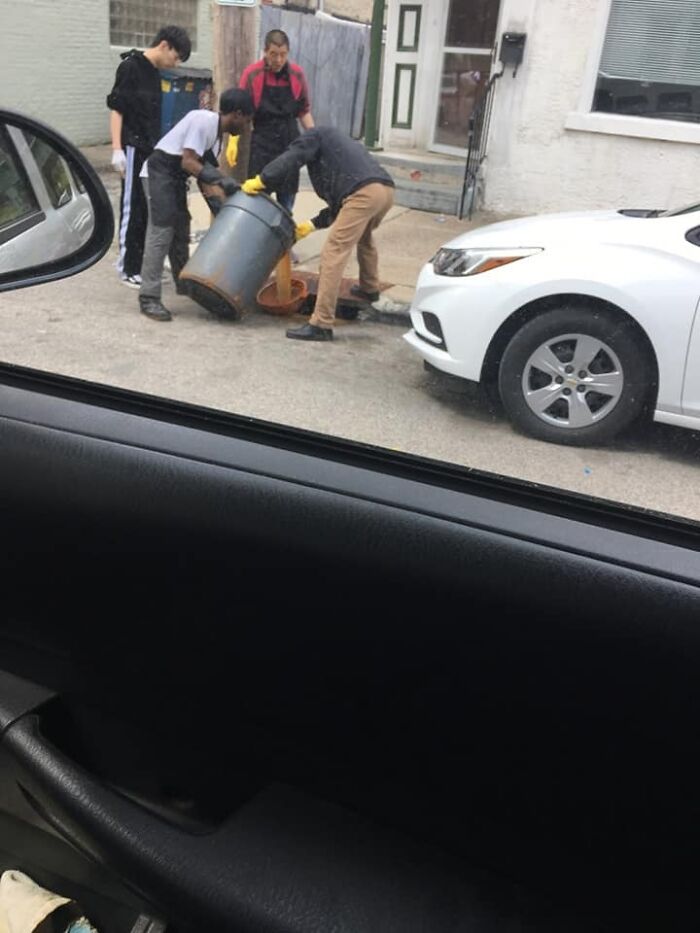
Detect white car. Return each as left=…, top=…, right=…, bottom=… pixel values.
left=0, top=125, right=94, bottom=274
left=404, top=204, right=700, bottom=445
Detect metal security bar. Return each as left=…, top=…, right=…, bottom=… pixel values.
left=458, top=68, right=502, bottom=220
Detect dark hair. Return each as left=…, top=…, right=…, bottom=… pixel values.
left=219, top=87, right=254, bottom=116
left=264, top=29, right=290, bottom=50
left=150, top=25, right=192, bottom=62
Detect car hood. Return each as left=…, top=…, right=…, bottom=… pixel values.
left=442, top=210, right=670, bottom=249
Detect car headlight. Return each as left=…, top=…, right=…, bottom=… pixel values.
left=432, top=247, right=543, bottom=276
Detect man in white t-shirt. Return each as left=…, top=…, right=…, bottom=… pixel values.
left=139, top=87, right=254, bottom=321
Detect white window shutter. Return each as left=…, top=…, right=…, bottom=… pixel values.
left=600, top=0, right=700, bottom=87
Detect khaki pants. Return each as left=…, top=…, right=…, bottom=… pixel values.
left=310, top=183, right=394, bottom=329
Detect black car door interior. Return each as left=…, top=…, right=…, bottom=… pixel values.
left=0, top=363, right=699, bottom=932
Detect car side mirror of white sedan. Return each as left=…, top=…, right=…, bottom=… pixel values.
left=0, top=110, right=114, bottom=293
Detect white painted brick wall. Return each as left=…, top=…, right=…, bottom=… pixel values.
left=266, top=0, right=371, bottom=24
left=0, top=0, right=213, bottom=146
left=484, top=0, right=700, bottom=214
left=323, top=0, right=371, bottom=24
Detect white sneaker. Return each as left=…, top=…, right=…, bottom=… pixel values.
left=120, top=274, right=142, bottom=288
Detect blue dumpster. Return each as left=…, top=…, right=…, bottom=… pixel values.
left=160, top=66, right=214, bottom=136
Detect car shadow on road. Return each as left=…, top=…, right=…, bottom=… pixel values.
left=609, top=419, right=700, bottom=467
left=422, top=365, right=700, bottom=465
left=420, top=366, right=503, bottom=425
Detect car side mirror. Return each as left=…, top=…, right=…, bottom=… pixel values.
left=0, top=110, right=114, bottom=293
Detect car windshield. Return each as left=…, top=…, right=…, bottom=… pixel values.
left=4, top=0, right=700, bottom=527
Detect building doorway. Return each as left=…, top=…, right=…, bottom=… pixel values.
left=430, top=0, right=501, bottom=154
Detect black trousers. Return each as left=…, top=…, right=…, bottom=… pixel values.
left=117, top=146, right=149, bottom=279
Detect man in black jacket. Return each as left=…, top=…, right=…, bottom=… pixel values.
left=107, top=25, right=192, bottom=287
left=242, top=126, right=394, bottom=342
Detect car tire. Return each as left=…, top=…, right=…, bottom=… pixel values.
left=498, top=306, right=652, bottom=446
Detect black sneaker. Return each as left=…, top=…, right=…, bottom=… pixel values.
left=139, top=297, right=172, bottom=322
left=350, top=284, right=379, bottom=302
left=286, top=323, right=333, bottom=341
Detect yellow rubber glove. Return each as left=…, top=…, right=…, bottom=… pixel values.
left=241, top=175, right=266, bottom=195
left=295, top=220, right=315, bottom=241
left=225, top=134, right=239, bottom=168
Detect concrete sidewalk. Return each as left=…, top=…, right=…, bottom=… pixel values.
left=82, top=144, right=505, bottom=321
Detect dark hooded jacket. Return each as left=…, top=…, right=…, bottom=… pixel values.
left=260, top=126, right=394, bottom=228
left=106, top=49, right=162, bottom=153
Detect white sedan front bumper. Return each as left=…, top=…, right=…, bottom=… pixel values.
left=403, top=262, right=518, bottom=383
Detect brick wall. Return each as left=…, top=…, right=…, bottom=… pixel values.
left=0, top=0, right=213, bottom=146
left=265, top=0, right=372, bottom=25
left=323, top=0, right=371, bottom=24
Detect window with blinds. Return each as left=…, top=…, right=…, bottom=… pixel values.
left=593, top=0, right=700, bottom=122
left=110, top=0, right=198, bottom=51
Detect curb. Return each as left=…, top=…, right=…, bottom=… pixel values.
left=363, top=306, right=411, bottom=327
left=355, top=294, right=412, bottom=326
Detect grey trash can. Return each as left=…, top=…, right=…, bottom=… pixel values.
left=180, top=191, right=295, bottom=320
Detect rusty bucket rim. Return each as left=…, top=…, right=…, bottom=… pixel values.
left=256, top=277, right=309, bottom=316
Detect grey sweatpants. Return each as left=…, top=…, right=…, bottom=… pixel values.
left=139, top=175, right=190, bottom=301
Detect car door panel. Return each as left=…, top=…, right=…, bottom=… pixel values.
left=2, top=700, right=605, bottom=933
left=0, top=789, right=163, bottom=933
left=681, top=295, right=700, bottom=416
left=1, top=365, right=699, bottom=931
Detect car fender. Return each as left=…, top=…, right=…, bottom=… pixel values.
left=486, top=244, right=696, bottom=412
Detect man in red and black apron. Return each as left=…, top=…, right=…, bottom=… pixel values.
left=239, top=29, right=314, bottom=214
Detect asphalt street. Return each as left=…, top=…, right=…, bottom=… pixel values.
left=3, top=172, right=700, bottom=524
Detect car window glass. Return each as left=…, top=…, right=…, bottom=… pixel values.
left=71, top=166, right=86, bottom=194
left=5, top=0, right=700, bottom=529
left=0, top=128, right=40, bottom=229
left=23, top=132, right=73, bottom=209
